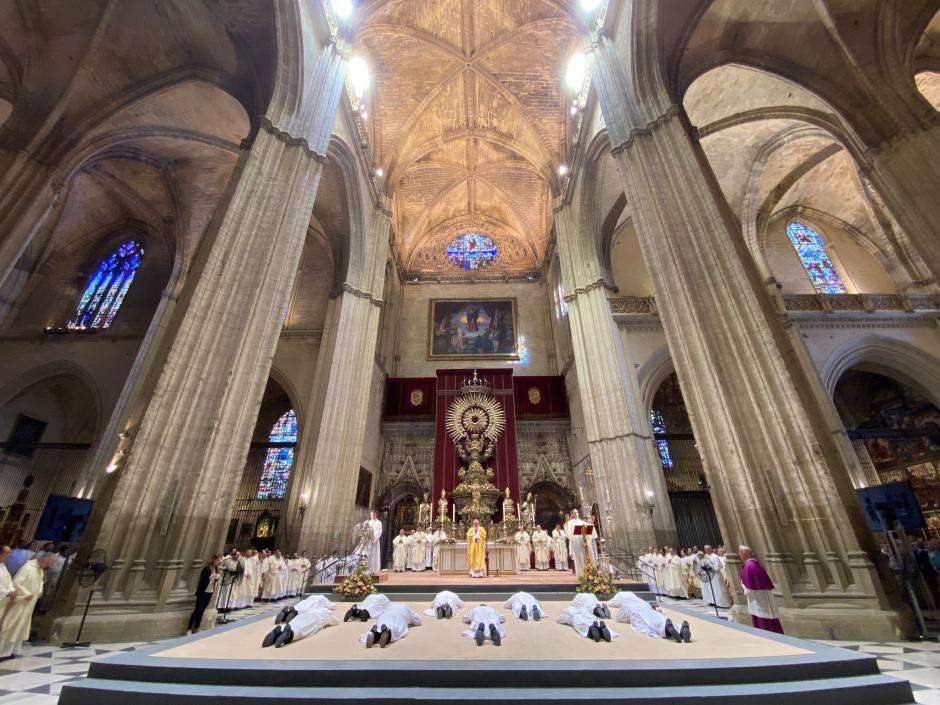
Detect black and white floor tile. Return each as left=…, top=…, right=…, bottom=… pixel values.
left=0, top=595, right=933, bottom=704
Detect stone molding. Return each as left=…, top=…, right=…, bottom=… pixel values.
left=562, top=277, right=617, bottom=303
left=609, top=104, right=683, bottom=156
left=341, top=282, right=384, bottom=308
left=257, top=116, right=327, bottom=163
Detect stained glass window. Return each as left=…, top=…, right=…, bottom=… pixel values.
left=650, top=409, right=673, bottom=469
left=447, top=233, right=498, bottom=270
left=257, top=409, right=297, bottom=500
left=785, top=221, right=846, bottom=294
left=67, top=240, right=144, bottom=330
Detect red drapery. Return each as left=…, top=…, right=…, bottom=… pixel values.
left=433, top=368, right=519, bottom=505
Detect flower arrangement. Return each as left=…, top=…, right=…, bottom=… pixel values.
left=576, top=563, right=617, bottom=597
left=333, top=563, right=377, bottom=601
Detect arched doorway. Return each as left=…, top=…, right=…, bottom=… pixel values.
left=834, top=368, right=940, bottom=535
left=651, top=373, right=722, bottom=549
left=0, top=369, right=98, bottom=548
left=525, top=480, right=573, bottom=533
left=382, top=485, right=424, bottom=566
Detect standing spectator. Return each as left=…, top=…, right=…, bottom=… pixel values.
left=187, top=555, right=221, bottom=634
left=738, top=545, right=784, bottom=634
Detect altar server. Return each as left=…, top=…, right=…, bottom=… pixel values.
left=531, top=526, right=551, bottom=571
left=410, top=529, right=428, bottom=572
left=513, top=528, right=531, bottom=571
left=462, top=603, right=505, bottom=645
left=431, top=527, right=448, bottom=572
left=424, top=590, right=463, bottom=618
left=361, top=603, right=422, bottom=648
left=466, top=519, right=487, bottom=578
left=551, top=524, right=569, bottom=571
left=696, top=546, right=731, bottom=608
left=504, top=591, right=544, bottom=621
left=662, top=548, right=688, bottom=599
left=392, top=530, right=408, bottom=572
left=365, top=512, right=383, bottom=574
left=739, top=545, right=783, bottom=634
left=2, top=552, right=56, bottom=657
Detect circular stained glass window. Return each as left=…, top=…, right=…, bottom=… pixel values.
left=447, top=233, right=498, bottom=270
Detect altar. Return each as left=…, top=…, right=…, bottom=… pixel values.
left=438, top=542, right=517, bottom=576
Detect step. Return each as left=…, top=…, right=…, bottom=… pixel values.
left=58, top=674, right=914, bottom=705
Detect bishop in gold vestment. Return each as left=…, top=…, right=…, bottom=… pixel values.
left=466, top=520, right=486, bottom=578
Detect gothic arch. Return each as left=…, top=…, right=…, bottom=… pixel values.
left=821, top=335, right=940, bottom=409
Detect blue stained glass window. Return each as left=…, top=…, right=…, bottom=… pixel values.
left=650, top=409, right=674, bottom=469
left=447, top=233, right=498, bottom=270
left=257, top=410, right=297, bottom=500
left=785, top=221, right=846, bottom=294
left=67, top=240, right=144, bottom=330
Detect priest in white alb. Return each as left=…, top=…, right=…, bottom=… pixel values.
left=530, top=525, right=551, bottom=571
left=2, top=551, right=56, bottom=658
left=564, top=509, right=596, bottom=575
left=0, top=546, right=15, bottom=659
left=365, top=511, right=383, bottom=574
left=551, top=523, right=569, bottom=571
left=513, top=528, right=531, bottom=571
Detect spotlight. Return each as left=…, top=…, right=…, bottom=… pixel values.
left=558, top=164, right=569, bottom=176
left=331, top=0, right=353, bottom=20
left=106, top=463, right=119, bottom=474
left=566, top=52, right=587, bottom=91
left=348, top=56, right=369, bottom=97
left=374, top=167, right=384, bottom=177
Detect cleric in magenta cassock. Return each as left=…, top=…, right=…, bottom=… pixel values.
left=739, top=545, right=784, bottom=634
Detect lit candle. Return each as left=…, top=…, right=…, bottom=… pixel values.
left=452, top=504, right=456, bottom=523
left=578, top=485, right=585, bottom=502
left=517, top=502, right=521, bottom=518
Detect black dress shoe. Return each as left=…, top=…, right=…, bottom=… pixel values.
left=285, top=608, right=298, bottom=623
left=262, top=625, right=282, bottom=648
left=366, top=627, right=379, bottom=648
left=360, top=609, right=371, bottom=620
left=274, top=625, right=294, bottom=648
left=593, top=605, right=603, bottom=618
left=532, top=605, right=541, bottom=621
left=598, top=621, right=612, bottom=642
left=344, top=606, right=360, bottom=622
left=379, top=626, right=391, bottom=648
left=588, top=622, right=601, bottom=642
left=680, top=621, right=692, bottom=643
left=519, top=605, right=528, bottom=621
left=664, top=619, right=682, bottom=643
left=436, top=606, right=444, bottom=619
left=489, top=623, right=501, bottom=646
left=475, top=623, right=486, bottom=646
left=443, top=604, right=452, bottom=618
left=601, top=604, right=611, bottom=619
left=275, top=607, right=290, bottom=624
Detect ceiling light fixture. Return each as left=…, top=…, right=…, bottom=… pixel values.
left=566, top=52, right=587, bottom=91
left=558, top=164, right=569, bottom=176
left=374, top=167, right=384, bottom=177
left=348, top=56, right=369, bottom=97
left=331, top=0, right=353, bottom=20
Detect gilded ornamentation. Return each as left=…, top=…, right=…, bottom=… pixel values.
left=409, top=389, right=424, bottom=407
left=527, top=386, right=541, bottom=405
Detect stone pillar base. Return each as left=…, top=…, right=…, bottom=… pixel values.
left=47, top=608, right=191, bottom=644
left=731, top=603, right=910, bottom=641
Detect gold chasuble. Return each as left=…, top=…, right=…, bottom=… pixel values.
left=466, top=527, right=487, bottom=572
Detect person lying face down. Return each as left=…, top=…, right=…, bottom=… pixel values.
left=503, top=591, right=545, bottom=621
left=360, top=603, right=423, bottom=649
left=557, top=594, right=616, bottom=643
left=462, top=603, right=506, bottom=646
left=424, top=590, right=464, bottom=619
left=609, top=591, right=691, bottom=643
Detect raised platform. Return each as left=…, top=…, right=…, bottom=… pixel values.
left=59, top=594, right=914, bottom=705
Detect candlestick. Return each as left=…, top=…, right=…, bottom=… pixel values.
left=452, top=503, right=456, bottom=523
left=578, top=485, right=584, bottom=501
left=517, top=502, right=521, bottom=518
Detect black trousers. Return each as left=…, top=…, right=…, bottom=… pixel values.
left=188, top=592, right=212, bottom=631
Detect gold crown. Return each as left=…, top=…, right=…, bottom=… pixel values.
left=460, top=369, right=492, bottom=396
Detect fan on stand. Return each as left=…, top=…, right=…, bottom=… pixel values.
left=63, top=549, right=109, bottom=648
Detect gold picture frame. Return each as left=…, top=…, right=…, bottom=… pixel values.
left=428, top=298, right=519, bottom=360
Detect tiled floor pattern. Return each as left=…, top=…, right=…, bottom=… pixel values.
left=0, top=594, right=933, bottom=704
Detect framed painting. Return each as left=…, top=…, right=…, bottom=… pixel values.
left=428, top=298, right=519, bottom=360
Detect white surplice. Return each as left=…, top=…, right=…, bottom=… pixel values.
left=461, top=604, right=506, bottom=640
left=503, top=591, right=546, bottom=619
left=359, top=603, right=422, bottom=644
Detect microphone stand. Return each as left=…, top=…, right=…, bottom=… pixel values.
left=701, top=565, right=721, bottom=619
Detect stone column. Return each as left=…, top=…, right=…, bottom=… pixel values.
left=554, top=205, right=675, bottom=555
left=48, top=33, right=348, bottom=640
left=587, top=3, right=903, bottom=639
left=296, top=208, right=391, bottom=555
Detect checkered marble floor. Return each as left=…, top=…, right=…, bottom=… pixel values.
left=0, top=595, right=932, bottom=704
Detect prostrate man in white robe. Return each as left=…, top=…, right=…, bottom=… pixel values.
left=431, top=526, right=448, bottom=572
left=365, top=511, right=383, bottom=574
left=424, top=590, right=463, bottom=619
left=392, top=530, right=408, bottom=572
left=551, top=524, right=568, bottom=571
left=695, top=546, right=731, bottom=608
left=409, top=529, right=428, bottom=571
left=557, top=594, right=615, bottom=642
left=504, top=591, right=544, bottom=621
left=0, top=546, right=15, bottom=660
left=662, top=548, right=688, bottom=599
left=264, top=594, right=337, bottom=648
left=462, top=603, right=505, bottom=646
left=610, top=591, right=690, bottom=643
left=513, top=528, right=531, bottom=571
left=361, top=603, right=422, bottom=649
left=3, top=551, right=56, bottom=658
left=531, top=526, right=551, bottom=571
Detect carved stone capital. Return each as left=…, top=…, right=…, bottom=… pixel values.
left=257, top=116, right=328, bottom=163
